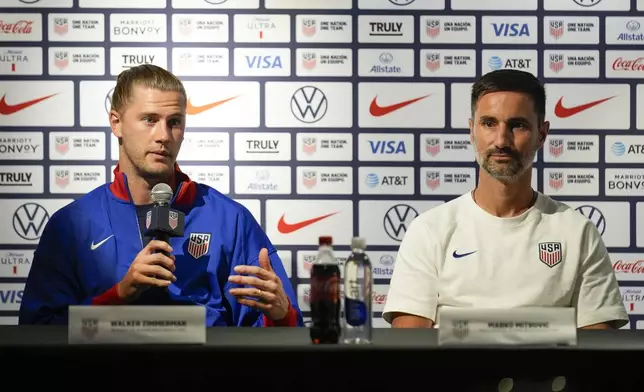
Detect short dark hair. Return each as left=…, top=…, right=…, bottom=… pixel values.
left=470, top=69, right=546, bottom=123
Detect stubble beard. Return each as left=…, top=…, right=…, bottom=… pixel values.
left=474, top=140, right=536, bottom=184
left=123, top=148, right=174, bottom=181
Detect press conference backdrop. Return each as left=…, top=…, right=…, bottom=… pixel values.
left=0, top=0, right=643, bottom=328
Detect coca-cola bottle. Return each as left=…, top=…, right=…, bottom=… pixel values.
left=309, top=236, right=341, bottom=344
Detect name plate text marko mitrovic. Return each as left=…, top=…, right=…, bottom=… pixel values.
left=437, top=307, right=577, bottom=347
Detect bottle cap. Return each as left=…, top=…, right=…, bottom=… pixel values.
left=319, top=236, right=333, bottom=246
left=351, top=237, right=366, bottom=250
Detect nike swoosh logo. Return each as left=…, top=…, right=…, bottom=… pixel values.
left=186, top=96, right=238, bottom=115
left=453, top=250, right=477, bottom=259
left=369, top=94, right=430, bottom=117
left=0, top=93, right=57, bottom=115
left=277, top=212, right=338, bottom=234
left=554, top=96, right=615, bottom=118
left=91, top=235, right=114, bottom=251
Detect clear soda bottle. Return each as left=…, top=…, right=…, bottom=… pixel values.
left=309, top=236, right=341, bottom=344
left=342, top=237, right=372, bottom=344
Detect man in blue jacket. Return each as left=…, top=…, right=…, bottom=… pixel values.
left=19, top=64, right=303, bottom=327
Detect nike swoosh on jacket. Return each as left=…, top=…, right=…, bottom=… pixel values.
left=18, top=167, right=303, bottom=328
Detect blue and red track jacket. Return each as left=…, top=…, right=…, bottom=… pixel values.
left=19, top=166, right=303, bottom=327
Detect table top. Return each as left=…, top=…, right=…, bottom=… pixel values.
left=1, top=326, right=644, bottom=350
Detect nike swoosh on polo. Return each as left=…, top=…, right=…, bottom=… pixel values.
left=453, top=250, right=477, bottom=259
left=369, top=94, right=431, bottom=117
left=91, top=235, right=114, bottom=251
left=553, top=96, right=615, bottom=118
left=0, top=93, right=57, bottom=115
left=186, top=96, right=238, bottom=115
left=277, top=212, right=338, bottom=234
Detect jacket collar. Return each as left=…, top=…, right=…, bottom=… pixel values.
left=109, top=163, right=197, bottom=206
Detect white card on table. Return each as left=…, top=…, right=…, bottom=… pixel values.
left=68, top=305, right=206, bottom=344
left=437, top=307, right=577, bottom=346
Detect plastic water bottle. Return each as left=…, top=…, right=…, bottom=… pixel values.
left=342, top=237, right=372, bottom=344
left=309, top=236, right=341, bottom=344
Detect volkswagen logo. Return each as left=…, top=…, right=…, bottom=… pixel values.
left=575, top=205, right=606, bottom=235
left=389, top=0, right=415, bottom=5
left=205, top=0, right=229, bottom=3
left=13, top=203, right=50, bottom=241
left=20, top=0, right=41, bottom=3
left=383, top=204, right=418, bottom=242
left=104, top=87, right=115, bottom=115
left=290, top=86, right=328, bottom=124
left=573, top=0, right=602, bottom=6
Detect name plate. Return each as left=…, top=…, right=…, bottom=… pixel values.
left=68, top=305, right=206, bottom=345
left=437, top=307, right=577, bottom=346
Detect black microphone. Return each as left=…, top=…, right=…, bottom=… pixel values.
left=144, top=183, right=185, bottom=250
left=141, top=184, right=185, bottom=300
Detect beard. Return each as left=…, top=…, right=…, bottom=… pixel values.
left=121, top=146, right=175, bottom=180
left=474, top=141, right=536, bottom=184
left=139, top=161, right=174, bottom=179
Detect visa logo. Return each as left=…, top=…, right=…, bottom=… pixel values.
left=369, top=140, right=406, bottom=154
left=245, top=55, right=283, bottom=69
left=492, top=23, right=530, bottom=37
left=0, top=290, right=23, bottom=304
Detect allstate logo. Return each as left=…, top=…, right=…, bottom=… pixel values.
left=379, top=52, right=393, bottom=64
left=380, top=254, right=395, bottom=265
left=488, top=56, right=503, bottom=70
left=365, top=173, right=379, bottom=188
left=627, top=20, right=641, bottom=32
left=611, top=142, right=626, bottom=156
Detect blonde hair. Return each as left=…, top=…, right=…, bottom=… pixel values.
left=110, top=64, right=186, bottom=113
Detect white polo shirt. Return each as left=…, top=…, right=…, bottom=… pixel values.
left=382, top=192, right=629, bottom=328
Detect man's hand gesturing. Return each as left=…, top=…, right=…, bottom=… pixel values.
left=228, top=248, right=290, bottom=321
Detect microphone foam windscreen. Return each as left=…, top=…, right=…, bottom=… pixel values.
left=151, top=183, right=173, bottom=204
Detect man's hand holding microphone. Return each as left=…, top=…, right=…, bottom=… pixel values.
left=117, top=240, right=177, bottom=301
left=117, top=183, right=183, bottom=302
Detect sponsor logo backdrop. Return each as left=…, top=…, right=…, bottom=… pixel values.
left=0, top=0, right=643, bottom=329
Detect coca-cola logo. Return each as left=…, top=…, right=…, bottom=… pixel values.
left=303, top=286, right=345, bottom=304
left=373, top=293, right=387, bottom=304
left=612, top=57, right=644, bottom=71
left=614, top=260, right=644, bottom=274
left=310, top=277, right=340, bottom=302
left=0, top=20, right=34, bottom=35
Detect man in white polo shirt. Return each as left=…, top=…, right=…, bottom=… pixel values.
left=382, top=69, right=628, bottom=329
